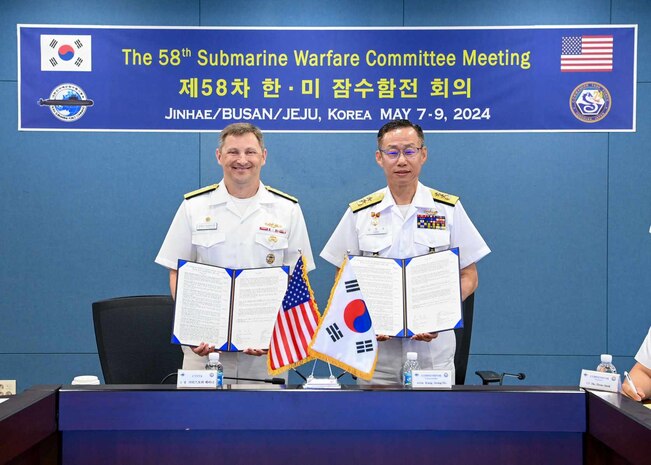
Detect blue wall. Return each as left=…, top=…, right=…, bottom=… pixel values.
left=1, top=0, right=649, bottom=390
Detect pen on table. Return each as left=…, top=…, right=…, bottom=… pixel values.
left=624, top=371, right=638, bottom=394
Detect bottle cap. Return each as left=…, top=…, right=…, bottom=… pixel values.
left=208, top=352, right=220, bottom=362
left=71, top=375, right=100, bottom=385
left=407, top=352, right=418, bottom=361
left=600, top=354, right=612, bottom=363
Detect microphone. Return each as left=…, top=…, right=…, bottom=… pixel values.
left=500, top=372, right=526, bottom=385
left=225, top=376, right=286, bottom=385
left=160, top=372, right=178, bottom=384
left=160, top=373, right=285, bottom=385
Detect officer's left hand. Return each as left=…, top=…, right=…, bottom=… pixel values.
left=411, top=332, right=439, bottom=342
left=244, top=348, right=268, bottom=356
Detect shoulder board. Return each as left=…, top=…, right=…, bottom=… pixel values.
left=349, top=191, right=385, bottom=213
left=184, top=183, right=219, bottom=200
left=265, top=186, right=298, bottom=203
left=430, top=188, right=459, bottom=206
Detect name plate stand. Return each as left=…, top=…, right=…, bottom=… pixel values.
left=579, top=369, right=621, bottom=393
left=411, top=370, right=453, bottom=389
left=177, top=369, right=218, bottom=389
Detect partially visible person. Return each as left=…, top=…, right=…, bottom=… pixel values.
left=155, top=122, right=315, bottom=382
left=621, top=326, right=651, bottom=401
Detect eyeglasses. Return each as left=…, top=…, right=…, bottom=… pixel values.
left=379, top=146, right=423, bottom=160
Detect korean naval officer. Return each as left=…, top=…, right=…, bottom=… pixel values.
left=320, top=119, right=490, bottom=385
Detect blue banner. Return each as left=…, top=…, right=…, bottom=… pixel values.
left=18, top=25, right=636, bottom=132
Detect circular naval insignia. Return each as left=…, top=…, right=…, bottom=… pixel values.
left=266, top=253, right=275, bottom=265
left=48, top=83, right=89, bottom=122
left=569, top=82, right=612, bottom=123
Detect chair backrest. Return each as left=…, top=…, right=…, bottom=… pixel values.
left=92, top=295, right=183, bottom=384
left=453, top=293, right=475, bottom=385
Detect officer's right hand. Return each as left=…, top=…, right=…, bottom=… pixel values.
left=192, top=342, right=215, bottom=357
left=622, top=380, right=644, bottom=401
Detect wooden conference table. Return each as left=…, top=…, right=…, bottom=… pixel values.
left=1, top=384, right=650, bottom=464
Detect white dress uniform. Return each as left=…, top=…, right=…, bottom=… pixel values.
left=320, top=182, right=490, bottom=385
left=156, top=180, right=315, bottom=381
left=635, top=327, right=651, bottom=369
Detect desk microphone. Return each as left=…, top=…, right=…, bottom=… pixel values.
left=501, top=372, right=526, bottom=384
left=225, top=376, right=286, bottom=385
left=160, top=373, right=285, bottom=385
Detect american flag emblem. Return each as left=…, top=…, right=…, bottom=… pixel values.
left=268, top=256, right=320, bottom=374
left=561, top=35, right=613, bottom=72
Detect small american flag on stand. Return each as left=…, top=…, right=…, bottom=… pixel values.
left=268, top=255, right=320, bottom=374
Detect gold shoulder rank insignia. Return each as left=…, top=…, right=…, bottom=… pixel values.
left=430, top=188, right=459, bottom=206
left=184, top=183, right=219, bottom=200
left=349, top=190, right=385, bottom=213
left=265, top=186, right=298, bottom=203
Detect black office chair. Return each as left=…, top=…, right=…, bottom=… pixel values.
left=92, top=295, right=183, bottom=384
left=453, top=293, right=475, bottom=385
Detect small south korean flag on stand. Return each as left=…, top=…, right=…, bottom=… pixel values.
left=40, top=35, right=92, bottom=71
left=309, top=256, right=377, bottom=380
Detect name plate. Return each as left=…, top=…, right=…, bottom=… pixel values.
left=579, top=369, right=621, bottom=393
left=177, top=369, right=217, bottom=389
left=412, top=370, right=453, bottom=389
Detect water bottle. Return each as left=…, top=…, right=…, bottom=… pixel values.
left=402, top=351, right=420, bottom=387
left=205, top=352, right=224, bottom=388
left=596, top=354, right=617, bottom=374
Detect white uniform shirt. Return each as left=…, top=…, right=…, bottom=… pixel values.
left=321, top=182, right=489, bottom=268
left=320, top=182, right=490, bottom=384
left=635, top=327, right=651, bottom=369
left=156, top=180, right=315, bottom=375
left=156, top=180, right=314, bottom=273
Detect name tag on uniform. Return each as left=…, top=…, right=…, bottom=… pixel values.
left=196, top=222, right=218, bottom=231
left=365, top=226, right=387, bottom=235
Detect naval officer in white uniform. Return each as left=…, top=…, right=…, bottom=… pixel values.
left=156, top=123, right=315, bottom=381
left=320, top=119, right=490, bottom=384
